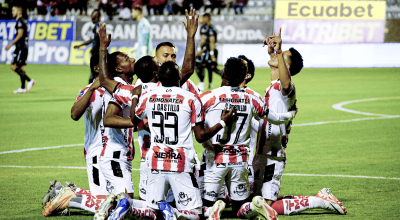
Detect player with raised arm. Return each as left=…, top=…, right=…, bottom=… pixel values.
left=248, top=29, right=346, bottom=217
left=43, top=53, right=118, bottom=217
left=5, top=5, right=35, bottom=94
left=200, top=57, right=297, bottom=220
left=133, top=60, right=236, bottom=220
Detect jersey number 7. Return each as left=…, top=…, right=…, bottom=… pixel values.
left=216, top=113, right=248, bottom=145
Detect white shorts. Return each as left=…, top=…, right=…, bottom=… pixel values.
left=261, top=159, right=286, bottom=201
left=139, top=160, right=148, bottom=200
left=203, top=165, right=250, bottom=202
left=99, top=155, right=134, bottom=195
left=146, top=170, right=202, bottom=212
left=86, top=155, right=108, bottom=196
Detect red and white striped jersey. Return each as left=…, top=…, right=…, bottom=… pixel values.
left=135, top=86, right=204, bottom=172
left=136, top=82, right=157, bottom=163
left=100, top=77, right=134, bottom=161
left=243, top=87, right=262, bottom=165
left=200, top=86, right=267, bottom=165
left=259, top=79, right=296, bottom=156
left=74, top=84, right=105, bottom=159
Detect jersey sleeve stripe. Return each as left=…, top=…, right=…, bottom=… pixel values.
left=136, top=97, right=149, bottom=116
left=203, top=95, right=216, bottom=112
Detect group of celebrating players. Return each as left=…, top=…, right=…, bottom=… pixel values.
left=41, top=8, right=346, bottom=220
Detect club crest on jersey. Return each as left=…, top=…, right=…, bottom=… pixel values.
left=140, top=188, right=146, bottom=195
left=177, top=192, right=192, bottom=206
left=233, top=184, right=248, bottom=196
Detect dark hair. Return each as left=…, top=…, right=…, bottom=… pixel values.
left=134, top=56, right=155, bottom=83
left=132, top=5, right=142, bottom=13
left=224, top=57, right=247, bottom=87
left=90, top=52, right=100, bottom=77
left=92, top=9, right=101, bottom=17
left=288, top=47, right=303, bottom=76
left=203, top=13, right=211, bottom=20
left=238, top=55, right=255, bottom=83
left=158, top=61, right=180, bottom=86
left=156, top=42, right=175, bottom=52
left=107, top=52, right=120, bottom=77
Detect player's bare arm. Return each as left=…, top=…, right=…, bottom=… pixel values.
left=180, top=8, right=199, bottom=85
left=71, top=78, right=100, bottom=121
left=5, top=29, right=23, bottom=51
left=98, top=22, right=118, bottom=94
left=209, top=36, right=216, bottom=62
left=103, top=103, right=134, bottom=128
left=193, top=107, right=236, bottom=143
left=270, top=28, right=292, bottom=95
left=260, top=107, right=297, bottom=125
left=73, top=38, right=93, bottom=49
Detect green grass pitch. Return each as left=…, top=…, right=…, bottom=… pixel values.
left=0, top=64, right=399, bottom=219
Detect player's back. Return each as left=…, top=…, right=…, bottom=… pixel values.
left=200, top=86, right=265, bottom=164
left=135, top=85, right=203, bottom=172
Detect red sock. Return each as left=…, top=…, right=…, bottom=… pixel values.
left=271, top=200, right=285, bottom=215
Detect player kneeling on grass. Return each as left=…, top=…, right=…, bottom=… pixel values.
left=129, top=61, right=236, bottom=220
left=199, top=57, right=297, bottom=220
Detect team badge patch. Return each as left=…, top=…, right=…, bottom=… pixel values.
left=177, top=192, right=192, bottom=206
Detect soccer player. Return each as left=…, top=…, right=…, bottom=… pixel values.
left=249, top=29, right=346, bottom=216
left=132, top=61, right=236, bottom=220
left=5, top=5, right=35, bottom=94
left=130, top=5, right=153, bottom=59
left=74, top=9, right=101, bottom=83
left=195, top=13, right=220, bottom=91
left=199, top=57, right=297, bottom=220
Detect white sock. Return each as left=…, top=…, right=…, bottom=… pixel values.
left=282, top=196, right=325, bottom=215
left=130, top=199, right=146, bottom=208
left=173, top=208, right=200, bottom=220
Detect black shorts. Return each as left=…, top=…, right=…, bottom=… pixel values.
left=12, top=45, right=28, bottom=66
left=196, top=49, right=218, bottom=65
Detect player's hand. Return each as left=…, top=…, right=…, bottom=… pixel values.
left=211, top=54, right=216, bottom=62
left=73, top=45, right=80, bottom=49
left=5, top=45, right=11, bottom=51
left=98, top=22, right=112, bottom=50
left=90, top=78, right=101, bottom=90
left=221, top=107, right=237, bottom=124
left=288, top=110, right=298, bottom=120
left=182, top=7, right=200, bottom=38
left=270, top=28, right=282, bottom=53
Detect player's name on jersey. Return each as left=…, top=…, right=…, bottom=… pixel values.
left=151, top=103, right=180, bottom=112
left=227, top=103, right=247, bottom=112
left=219, top=97, right=250, bottom=104
left=149, top=97, right=184, bottom=104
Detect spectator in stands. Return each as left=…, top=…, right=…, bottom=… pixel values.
left=27, top=0, right=36, bottom=15
left=37, top=0, right=47, bottom=15
left=78, top=0, right=89, bottom=15
left=183, top=0, right=203, bottom=11
left=166, top=0, right=184, bottom=15
left=99, top=0, right=107, bottom=14
left=57, top=0, right=68, bottom=15
left=206, top=0, right=224, bottom=15
left=118, top=3, right=131, bottom=20
left=147, top=0, right=166, bottom=15
left=68, top=0, right=78, bottom=14
left=233, top=0, right=247, bottom=14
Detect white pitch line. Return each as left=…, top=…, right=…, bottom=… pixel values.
left=284, top=173, right=400, bottom=180
left=0, top=140, right=139, bottom=155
